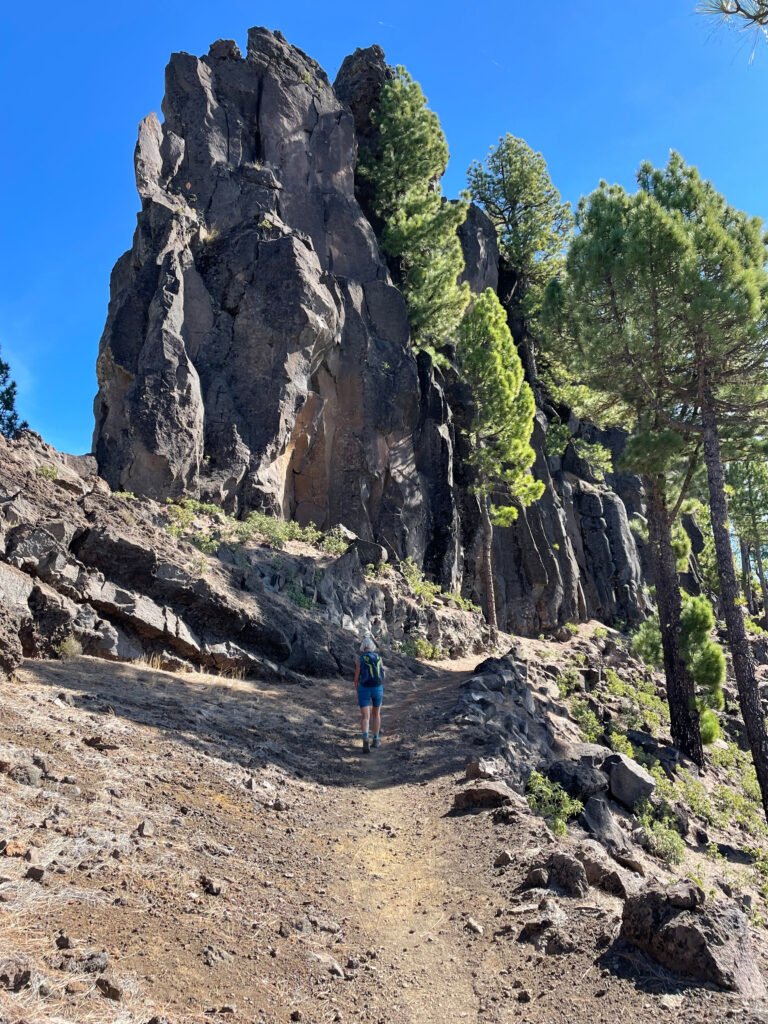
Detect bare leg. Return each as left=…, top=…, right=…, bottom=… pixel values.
left=371, top=706, right=381, bottom=736
left=360, top=707, right=371, bottom=733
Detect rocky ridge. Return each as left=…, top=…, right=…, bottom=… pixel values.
left=93, top=27, right=649, bottom=636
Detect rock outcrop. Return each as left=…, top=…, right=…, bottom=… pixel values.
left=92, top=26, right=649, bottom=636
left=0, top=432, right=481, bottom=680
left=621, top=883, right=767, bottom=998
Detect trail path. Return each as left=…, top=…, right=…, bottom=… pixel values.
left=1, top=656, right=760, bottom=1024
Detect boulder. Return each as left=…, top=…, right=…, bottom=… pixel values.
left=545, top=852, right=589, bottom=897
left=579, top=795, right=644, bottom=874
left=452, top=781, right=525, bottom=813
left=603, top=753, right=655, bottom=810
left=620, top=883, right=767, bottom=998
left=544, top=758, right=609, bottom=801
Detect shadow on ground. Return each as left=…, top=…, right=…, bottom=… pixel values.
left=23, top=654, right=478, bottom=792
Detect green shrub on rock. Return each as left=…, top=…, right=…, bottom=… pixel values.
left=525, top=770, right=583, bottom=837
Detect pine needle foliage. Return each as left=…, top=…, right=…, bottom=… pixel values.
left=467, top=134, right=573, bottom=325
left=361, top=67, right=469, bottom=355
left=0, top=347, right=27, bottom=440
left=457, top=288, right=543, bottom=524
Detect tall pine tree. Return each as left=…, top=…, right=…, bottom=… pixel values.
left=457, top=289, right=543, bottom=637
left=467, top=135, right=572, bottom=391
left=548, top=153, right=768, bottom=819
left=361, top=68, right=469, bottom=357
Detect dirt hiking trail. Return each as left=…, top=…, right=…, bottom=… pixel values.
left=0, top=655, right=765, bottom=1024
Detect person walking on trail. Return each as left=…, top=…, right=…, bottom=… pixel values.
left=355, top=635, right=384, bottom=754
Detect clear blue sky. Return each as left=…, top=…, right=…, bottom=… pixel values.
left=1, top=1, right=767, bottom=454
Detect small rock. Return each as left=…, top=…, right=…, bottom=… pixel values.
left=517, top=989, right=532, bottom=1002
left=660, top=994, right=684, bottom=1010
left=493, top=849, right=513, bottom=867
left=466, top=917, right=484, bottom=935
left=83, top=735, right=119, bottom=752
left=465, top=757, right=508, bottom=781
left=136, top=820, right=155, bottom=838
left=200, top=875, right=224, bottom=896
left=3, top=839, right=28, bottom=858
left=65, top=979, right=89, bottom=995
left=9, top=764, right=43, bottom=787
left=0, top=956, right=31, bottom=991
left=290, top=1012, right=303, bottom=1022
left=96, top=975, right=123, bottom=1001
left=603, top=753, right=655, bottom=810
left=311, top=952, right=345, bottom=978
left=524, top=865, right=549, bottom=889
left=25, top=865, right=45, bottom=883
left=202, top=945, right=232, bottom=966
left=546, top=852, right=589, bottom=897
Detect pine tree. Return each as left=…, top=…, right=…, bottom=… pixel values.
left=699, top=1, right=768, bottom=28
left=727, top=457, right=768, bottom=615
left=361, top=67, right=469, bottom=356
left=547, top=153, right=768, bottom=819
left=0, top=348, right=27, bottom=440
left=456, top=289, right=544, bottom=636
left=467, top=135, right=572, bottom=388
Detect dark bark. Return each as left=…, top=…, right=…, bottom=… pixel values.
left=701, top=392, right=768, bottom=821
left=740, top=539, right=755, bottom=614
left=753, top=542, right=768, bottom=620
left=645, top=476, right=704, bottom=766
left=479, top=493, right=498, bottom=643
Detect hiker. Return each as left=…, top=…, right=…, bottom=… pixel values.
left=354, top=635, right=384, bottom=754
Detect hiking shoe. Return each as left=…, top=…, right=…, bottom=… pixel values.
left=362, top=738, right=370, bottom=754
left=372, top=736, right=380, bottom=748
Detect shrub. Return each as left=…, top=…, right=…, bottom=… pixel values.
left=399, top=557, right=440, bottom=606
left=636, top=795, right=686, bottom=865
left=556, top=666, right=582, bottom=699
left=57, top=636, right=83, bottom=660
left=607, top=726, right=634, bottom=757
left=449, top=591, right=482, bottom=613
left=36, top=464, right=58, bottom=481
left=632, top=617, right=663, bottom=668
left=699, top=708, right=721, bottom=745
left=286, top=582, right=316, bottom=611
left=570, top=698, right=603, bottom=742
left=394, top=636, right=444, bottom=660
left=525, top=770, right=583, bottom=836
left=319, top=526, right=349, bottom=556
left=645, top=819, right=686, bottom=865
left=192, top=532, right=219, bottom=555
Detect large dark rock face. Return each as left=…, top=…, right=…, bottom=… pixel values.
left=93, top=26, right=648, bottom=634
left=94, top=28, right=431, bottom=563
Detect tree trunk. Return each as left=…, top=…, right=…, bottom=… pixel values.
left=740, top=539, right=755, bottom=615
left=480, top=493, right=498, bottom=644
left=701, top=393, right=768, bottom=821
left=645, top=476, right=704, bottom=766
left=753, top=542, right=768, bottom=621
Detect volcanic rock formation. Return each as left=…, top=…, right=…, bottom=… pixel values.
left=93, top=27, right=648, bottom=635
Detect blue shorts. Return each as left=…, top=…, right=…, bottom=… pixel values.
left=357, top=684, right=383, bottom=709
